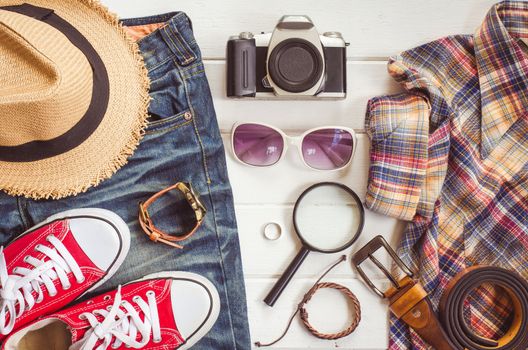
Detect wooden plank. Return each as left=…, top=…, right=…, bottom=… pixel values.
left=206, top=61, right=401, bottom=131
left=104, top=0, right=496, bottom=59
left=236, top=204, right=405, bottom=278
left=246, top=278, right=389, bottom=349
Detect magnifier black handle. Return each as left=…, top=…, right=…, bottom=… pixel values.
left=264, top=247, right=310, bottom=307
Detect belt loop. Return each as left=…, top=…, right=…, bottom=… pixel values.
left=160, top=15, right=197, bottom=67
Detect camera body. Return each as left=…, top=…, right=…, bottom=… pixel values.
left=227, top=15, right=347, bottom=99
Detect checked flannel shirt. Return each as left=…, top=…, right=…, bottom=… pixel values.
left=365, top=1, right=528, bottom=349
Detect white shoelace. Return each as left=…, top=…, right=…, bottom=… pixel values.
left=0, top=235, right=85, bottom=335
left=72, top=287, right=161, bottom=350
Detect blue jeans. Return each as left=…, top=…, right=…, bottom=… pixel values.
left=0, top=12, right=250, bottom=349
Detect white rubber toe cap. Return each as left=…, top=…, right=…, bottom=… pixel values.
left=45, top=208, right=130, bottom=272
left=69, top=218, right=119, bottom=271
left=171, top=278, right=214, bottom=340
left=140, top=271, right=220, bottom=349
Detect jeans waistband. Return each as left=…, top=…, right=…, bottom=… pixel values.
left=122, top=12, right=198, bottom=70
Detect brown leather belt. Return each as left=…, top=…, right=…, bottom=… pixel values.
left=353, top=236, right=528, bottom=350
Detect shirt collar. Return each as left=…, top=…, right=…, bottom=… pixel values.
left=474, top=1, right=528, bottom=158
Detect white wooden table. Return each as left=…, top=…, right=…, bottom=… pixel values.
left=102, top=1, right=496, bottom=348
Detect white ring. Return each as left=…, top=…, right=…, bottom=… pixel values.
left=263, top=223, right=282, bottom=241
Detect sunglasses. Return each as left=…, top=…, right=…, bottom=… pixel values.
left=231, top=123, right=357, bottom=170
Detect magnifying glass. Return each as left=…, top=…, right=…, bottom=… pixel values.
left=264, top=182, right=365, bottom=307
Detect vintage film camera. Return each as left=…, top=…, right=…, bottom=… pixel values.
left=227, top=15, right=347, bottom=99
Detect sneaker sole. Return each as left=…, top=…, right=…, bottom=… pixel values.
left=133, top=271, right=221, bottom=350
left=16, top=208, right=131, bottom=296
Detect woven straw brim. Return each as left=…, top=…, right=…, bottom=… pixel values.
left=0, top=0, right=150, bottom=199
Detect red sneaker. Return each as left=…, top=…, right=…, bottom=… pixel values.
left=0, top=209, right=130, bottom=339
left=3, top=272, right=220, bottom=350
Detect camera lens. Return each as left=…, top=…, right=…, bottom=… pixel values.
left=268, top=38, right=323, bottom=93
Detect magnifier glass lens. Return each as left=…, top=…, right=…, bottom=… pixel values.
left=295, top=184, right=362, bottom=251
left=264, top=182, right=363, bottom=307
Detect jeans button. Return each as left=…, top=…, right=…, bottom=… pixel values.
left=184, top=112, right=192, bottom=121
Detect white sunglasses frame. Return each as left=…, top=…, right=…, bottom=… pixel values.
left=230, top=122, right=357, bottom=171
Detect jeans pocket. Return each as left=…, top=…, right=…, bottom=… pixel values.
left=145, top=109, right=193, bottom=135
left=146, top=59, right=190, bottom=128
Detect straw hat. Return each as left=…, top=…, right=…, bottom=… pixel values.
left=0, top=0, right=150, bottom=199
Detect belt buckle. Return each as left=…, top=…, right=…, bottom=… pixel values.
left=352, top=235, right=413, bottom=298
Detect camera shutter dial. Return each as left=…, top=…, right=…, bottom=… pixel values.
left=267, top=38, right=324, bottom=93
left=238, top=31, right=254, bottom=39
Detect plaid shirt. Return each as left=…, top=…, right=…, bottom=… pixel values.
left=365, top=1, right=528, bottom=349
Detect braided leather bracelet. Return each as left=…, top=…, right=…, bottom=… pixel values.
left=299, top=281, right=361, bottom=340
left=256, top=256, right=361, bottom=347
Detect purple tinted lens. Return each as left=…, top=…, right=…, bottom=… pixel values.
left=233, top=124, right=284, bottom=166
left=302, top=129, right=353, bottom=170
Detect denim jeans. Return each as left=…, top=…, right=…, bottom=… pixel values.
left=0, top=12, right=250, bottom=349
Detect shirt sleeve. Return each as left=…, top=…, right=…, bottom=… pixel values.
left=364, top=56, right=451, bottom=221
left=365, top=93, right=430, bottom=221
